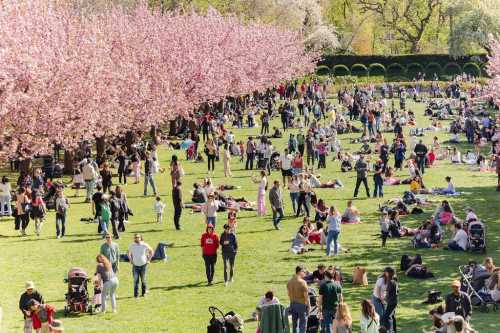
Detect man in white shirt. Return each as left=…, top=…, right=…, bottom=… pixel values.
left=279, top=149, right=293, bottom=187
left=447, top=224, right=468, bottom=251
left=128, top=234, right=153, bottom=297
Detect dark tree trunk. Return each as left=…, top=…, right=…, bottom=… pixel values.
left=150, top=126, right=159, bottom=145
left=96, top=136, right=105, bottom=159
left=19, top=159, right=32, bottom=175
left=169, top=120, right=177, bottom=137
left=64, top=150, right=74, bottom=175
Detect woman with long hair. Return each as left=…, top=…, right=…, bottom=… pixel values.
left=223, top=144, right=232, bottom=177
left=115, top=185, right=129, bottom=232
left=170, top=154, right=182, bottom=186
left=326, top=206, right=341, bottom=256
left=252, top=170, right=267, bottom=216
left=360, top=299, right=380, bottom=333
left=205, top=138, right=217, bottom=175
left=381, top=267, right=398, bottom=332
left=333, top=303, right=352, bottom=333
left=95, top=254, right=119, bottom=313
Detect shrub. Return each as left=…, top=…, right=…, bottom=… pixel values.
left=351, top=63, right=368, bottom=77
left=424, top=62, right=442, bottom=79
left=462, top=62, right=481, bottom=77
left=443, top=62, right=462, bottom=77
left=332, top=64, right=350, bottom=76
left=368, top=63, right=386, bottom=77
left=406, top=63, right=425, bottom=80
left=386, top=63, right=406, bottom=79
left=315, top=65, right=331, bottom=76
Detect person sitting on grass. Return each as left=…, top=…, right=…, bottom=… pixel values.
left=435, top=176, right=456, bottom=195
left=383, top=167, right=401, bottom=185
left=290, top=225, right=310, bottom=254
left=341, top=200, right=360, bottom=224
left=253, top=290, right=280, bottom=320
left=446, top=223, right=468, bottom=251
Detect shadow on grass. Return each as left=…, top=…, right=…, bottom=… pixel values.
left=61, top=237, right=100, bottom=243
left=150, top=281, right=209, bottom=291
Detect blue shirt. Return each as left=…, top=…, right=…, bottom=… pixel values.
left=327, top=214, right=341, bottom=232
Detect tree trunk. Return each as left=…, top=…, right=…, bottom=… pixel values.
left=169, top=120, right=177, bottom=137
left=19, top=159, right=32, bottom=175
left=96, top=136, right=105, bottom=159
left=63, top=150, right=74, bottom=175
left=150, top=126, right=159, bottom=145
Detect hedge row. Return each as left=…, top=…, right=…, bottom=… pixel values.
left=316, top=61, right=485, bottom=80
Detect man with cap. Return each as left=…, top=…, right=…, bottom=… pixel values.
left=445, top=280, right=472, bottom=321
left=19, top=281, right=44, bottom=333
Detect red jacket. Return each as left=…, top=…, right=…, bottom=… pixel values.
left=201, top=228, right=219, bottom=256
left=31, top=304, right=55, bottom=329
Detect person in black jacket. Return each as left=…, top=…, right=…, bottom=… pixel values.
left=172, top=181, right=183, bottom=230
left=108, top=191, right=122, bottom=239
left=381, top=267, right=398, bottom=333
left=220, top=224, right=238, bottom=286
left=445, top=280, right=472, bottom=321
left=19, top=281, right=44, bottom=332
left=413, top=140, right=428, bottom=175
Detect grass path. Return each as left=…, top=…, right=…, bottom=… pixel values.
left=0, top=98, right=498, bottom=333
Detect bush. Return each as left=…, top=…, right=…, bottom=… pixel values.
left=463, top=62, right=481, bottom=77
left=406, top=63, right=425, bottom=80
left=386, top=63, right=406, bottom=79
left=424, top=62, right=442, bottom=79
left=368, top=63, right=386, bottom=77
left=315, top=65, right=331, bottom=76
left=443, top=62, right=462, bottom=77
left=351, top=63, right=369, bottom=77
left=332, top=64, right=350, bottom=76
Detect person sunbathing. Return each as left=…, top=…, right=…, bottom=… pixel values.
left=341, top=200, right=360, bottom=224
left=383, top=167, right=401, bottom=185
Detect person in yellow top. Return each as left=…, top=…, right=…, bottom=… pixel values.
left=287, top=265, right=310, bottom=333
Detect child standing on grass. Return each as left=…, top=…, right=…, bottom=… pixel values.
left=380, top=212, right=390, bottom=247
left=155, top=196, right=166, bottom=224
left=92, top=275, right=102, bottom=313
left=228, top=211, right=238, bottom=233
left=239, top=141, right=245, bottom=163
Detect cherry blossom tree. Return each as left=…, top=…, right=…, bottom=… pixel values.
left=486, top=37, right=500, bottom=106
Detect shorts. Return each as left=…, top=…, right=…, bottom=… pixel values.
left=281, top=169, right=293, bottom=177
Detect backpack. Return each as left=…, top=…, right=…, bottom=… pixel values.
left=402, top=191, right=416, bottom=205
left=100, top=203, right=111, bottom=222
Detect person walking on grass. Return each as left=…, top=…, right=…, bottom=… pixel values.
left=220, top=224, right=238, bottom=286
left=381, top=267, right=398, bottom=333
left=354, top=155, right=370, bottom=198
left=269, top=180, right=284, bottom=230
left=128, top=233, right=153, bottom=298
left=19, top=281, right=44, bottom=333
left=154, top=196, right=166, bottom=224
left=201, top=224, right=219, bottom=286
left=318, top=270, right=343, bottom=333
left=373, top=159, right=384, bottom=198
left=143, top=151, right=158, bottom=197
left=325, top=206, right=341, bottom=257
left=172, top=181, right=183, bottom=230
left=55, top=191, right=69, bottom=239
left=95, top=254, right=119, bottom=314
left=100, top=233, right=119, bottom=273
left=287, top=265, right=310, bottom=333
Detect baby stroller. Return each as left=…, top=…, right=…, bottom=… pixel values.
left=269, top=152, right=281, bottom=171
left=459, top=263, right=497, bottom=312
left=63, top=267, right=93, bottom=315
left=307, top=288, right=320, bottom=333
left=467, top=220, right=486, bottom=253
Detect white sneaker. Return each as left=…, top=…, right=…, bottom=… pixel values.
left=56, top=235, right=61, bottom=239
left=224, top=281, right=228, bottom=287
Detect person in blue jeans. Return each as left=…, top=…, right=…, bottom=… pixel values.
left=325, top=206, right=341, bottom=256
left=318, top=270, right=343, bottom=333
left=128, top=234, right=153, bottom=298
left=373, top=160, right=384, bottom=198
left=287, top=265, right=310, bottom=333
left=143, top=152, right=158, bottom=197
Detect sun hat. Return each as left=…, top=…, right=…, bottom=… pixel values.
left=25, top=281, right=35, bottom=290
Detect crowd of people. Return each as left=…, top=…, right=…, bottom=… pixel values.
left=1, top=76, right=499, bottom=333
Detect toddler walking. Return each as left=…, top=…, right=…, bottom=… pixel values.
left=155, top=196, right=166, bottom=224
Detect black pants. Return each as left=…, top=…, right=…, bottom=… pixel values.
left=416, top=155, right=426, bottom=174
left=318, top=154, right=326, bottom=168
left=296, top=192, right=309, bottom=217
left=306, top=153, right=315, bottom=166
left=118, top=218, right=126, bottom=232
left=118, top=168, right=127, bottom=184
left=354, top=177, right=370, bottom=197
left=298, top=144, right=305, bottom=156
left=110, top=219, right=120, bottom=239
left=203, top=254, right=217, bottom=283
left=174, top=206, right=182, bottom=230
left=246, top=153, right=255, bottom=170
left=222, top=252, right=236, bottom=282
left=381, top=231, right=389, bottom=247
left=261, top=123, right=269, bottom=135
left=207, top=154, right=215, bottom=171
left=381, top=158, right=389, bottom=172
left=382, top=302, right=397, bottom=332
left=15, top=213, right=29, bottom=230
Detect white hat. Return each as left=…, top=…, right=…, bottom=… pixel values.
left=25, top=281, right=35, bottom=289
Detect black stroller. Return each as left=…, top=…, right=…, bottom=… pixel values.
left=467, top=220, right=486, bottom=253
left=459, top=262, right=497, bottom=312
left=307, top=288, right=320, bottom=333
left=207, top=306, right=242, bottom=333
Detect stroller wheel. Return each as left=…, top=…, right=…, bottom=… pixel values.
left=88, top=304, right=93, bottom=314
left=481, top=248, right=486, bottom=254
left=64, top=306, right=69, bottom=316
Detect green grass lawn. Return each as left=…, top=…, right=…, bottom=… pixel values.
left=0, top=98, right=498, bottom=333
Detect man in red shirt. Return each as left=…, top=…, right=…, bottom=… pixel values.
left=200, top=224, right=219, bottom=286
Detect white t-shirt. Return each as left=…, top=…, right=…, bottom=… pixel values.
left=155, top=201, right=166, bottom=213
left=280, top=154, right=293, bottom=170
left=128, top=242, right=151, bottom=266
left=372, top=277, right=387, bottom=299
left=454, top=229, right=468, bottom=250
left=0, top=183, right=11, bottom=196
